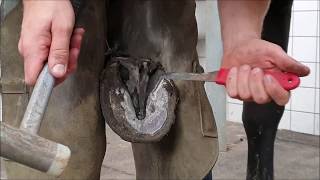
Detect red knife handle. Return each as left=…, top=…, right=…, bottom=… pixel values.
left=215, top=69, right=229, bottom=86
left=215, top=68, right=300, bottom=91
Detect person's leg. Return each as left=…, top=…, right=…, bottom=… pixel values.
left=106, top=0, right=218, bottom=179
left=242, top=0, right=293, bottom=179
left=1, top=1, right=107, bottom=179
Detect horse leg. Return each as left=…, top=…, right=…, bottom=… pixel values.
left=242, top=0, right=293, bottom=179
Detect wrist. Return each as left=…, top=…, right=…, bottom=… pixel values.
left=22, top=0, right=35, bottom=6
left=218, top=0, right=269, bottom=54
left=222, top=33, right=260, bottom=55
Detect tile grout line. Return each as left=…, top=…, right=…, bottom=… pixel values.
left=312, top=0, right=318, bottom=135
left=289, top=6, right=295, bottom=132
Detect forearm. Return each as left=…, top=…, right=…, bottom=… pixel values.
left=218, top=0, right=270, bottom=52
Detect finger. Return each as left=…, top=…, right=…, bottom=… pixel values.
left=249, top=68, right=271, bottom=104
left=237, top=65, right=251, bottom=100
left=23, top=55, right=46, bottom=85
left=226, top=67, right=238, bottom=98
left=67, top=49, right=80, bottom=74
left=269, top=46, right=310, bottom=77
left=48, top=23, right=73, bottom=78
left=263, top=74, right=290, bottom=106
left=71, top=28, right=85, bottom=49
left=67, top=28, right=85, bottom=74
left=55, top=76, right=68, bottom=86
left=20, top=34, right=51, bottom=85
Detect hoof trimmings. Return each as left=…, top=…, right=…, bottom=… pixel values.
left=100, top=56, right=178, bottom=142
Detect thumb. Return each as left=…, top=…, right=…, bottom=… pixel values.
left=269, top=47, right=310, bottom=77
left=48, top=26, right=73, bottom=78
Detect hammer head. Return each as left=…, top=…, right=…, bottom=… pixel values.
left=0, top=122, right=71, bottom=176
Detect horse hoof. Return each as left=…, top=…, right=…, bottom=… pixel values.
left=100, top=56, right=178, bottom=142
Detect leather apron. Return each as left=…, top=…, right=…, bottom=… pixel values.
left=0, top=1, right=107, bottom=179
left=107, top=1, right=219, bottom=179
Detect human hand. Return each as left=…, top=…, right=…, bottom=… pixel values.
left=18, top=0, right=85, bottom=85
left=222, top=39, right=310, bottom=106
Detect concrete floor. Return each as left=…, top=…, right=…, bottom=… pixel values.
left=100, top=127, right=136, bottom=180
left=101, top=122, right=319, bottom=180
left=1, top=122, right=318, bottom=179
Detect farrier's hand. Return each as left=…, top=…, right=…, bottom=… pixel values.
left=222, top=39, right=310, bottom=106
left=19, top=0, right=85, bottom=85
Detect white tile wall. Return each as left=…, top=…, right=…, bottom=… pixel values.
left=291, top=87, right=316, bottom=113
left=316, top=63, right=320, bottom=88
left=292, top=37, right=317, bottom=62
left=227, top=103, right=243, bottom=123
left=299, top=63, right=316, bottom=87
left=293, top=11, right=318, bottom=36
left=291, top=111, right=315, bottom=134
left=315, top=114, right=320, bottom=135
left=226, top=0, right=320, bottom=135
left=227, top=96, right=243, bottom=105
left=315, top=89, right=319, bottom=114
left=278, top=110, right=291, bottom=130
left=293, top=0, right=318, bottom=11
left=285, top=97, right=292, bottom=110
left=288, top=36, right=293, bottom=55
left=317, top=39, right=320, bottom=62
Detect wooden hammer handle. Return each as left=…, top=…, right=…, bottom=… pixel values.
left=20, top=64, right=54, bottom=134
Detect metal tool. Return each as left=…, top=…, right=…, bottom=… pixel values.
left=164, top=68, right=300, bottom=91
left=0, top=0, right=82, bottom=176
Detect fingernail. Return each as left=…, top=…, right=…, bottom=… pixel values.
left=252, top=68, right=261, bottom=74
left=52, top=64, right=66, bottom=77
left=264, top=75, right=273, bottom=83
left=230, top=67, right=237, bottom=74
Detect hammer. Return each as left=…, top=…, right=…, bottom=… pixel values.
left=0, top=0, right=82, bottom=176
left=0, top=65, right=70, bottom=176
